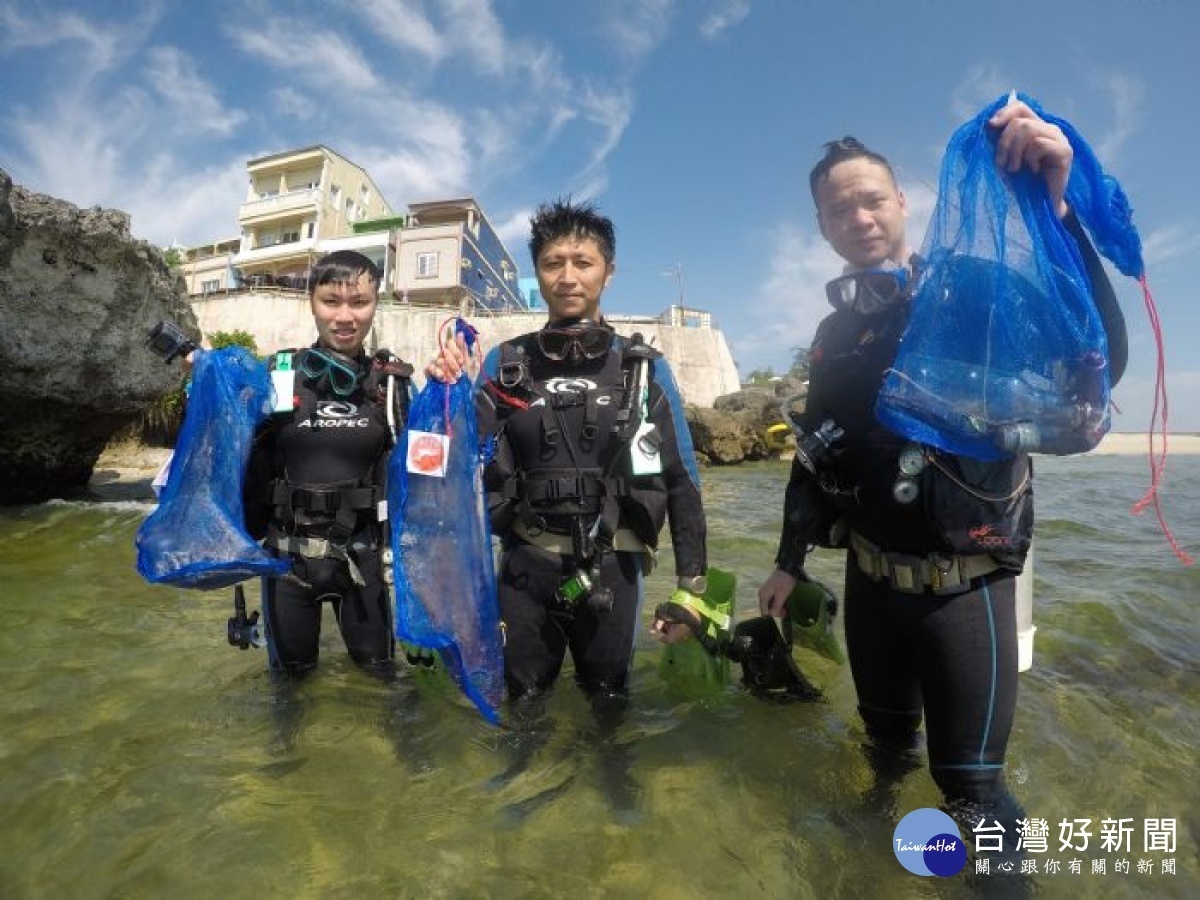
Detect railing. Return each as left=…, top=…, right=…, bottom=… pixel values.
left=238, top=188, right=322, bottom=218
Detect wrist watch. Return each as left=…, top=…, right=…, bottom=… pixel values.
left=677, top=574, right=708, bottom=595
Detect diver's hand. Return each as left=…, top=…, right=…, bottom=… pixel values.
left=424, top=331, right=472, bottom=383
left=989, top=95, right=1073, bottom=219
left=179, top=349, right=198, bottom=378
left=652, top=588, right=731, bottom=652
left=757, top=568, right=798, bottom=617
left=651, top=597, right=701, bottom=645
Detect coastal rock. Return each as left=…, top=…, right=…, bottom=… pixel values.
left=687, top=405, right=766, bottom=465
left=0, top=171, right=196, bottom=504
left=686, top=380, right=807, bottom=465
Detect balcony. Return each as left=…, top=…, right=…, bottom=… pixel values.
left=238, top=187, right=323, bottom=224
left=232, top=235, right=319, bottom=267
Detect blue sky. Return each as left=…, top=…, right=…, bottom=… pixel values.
left=3, top=0, right=1198, bottom=431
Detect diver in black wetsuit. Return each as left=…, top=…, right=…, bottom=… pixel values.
left=242, top=250, right=413, bottom=675
left=429, top=200, right=713, bottom=819
left=432, top=199, right=711, bottom=703
left=757, top=102, right=1128, bottom=823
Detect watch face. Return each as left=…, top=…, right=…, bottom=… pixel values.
left=897, top=445, right=928, bottom=476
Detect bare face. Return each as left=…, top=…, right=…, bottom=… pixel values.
left=310, top=272, right=378, bottom=355
left=815, top=157, right=909, bottom=270
left=535, top=235, right=614, bottom=323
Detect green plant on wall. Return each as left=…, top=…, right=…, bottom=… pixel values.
left=208, top=330, right=257, bottom=354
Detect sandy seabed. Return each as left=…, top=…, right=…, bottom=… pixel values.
left=1089, top=431, right=1200, bottom=455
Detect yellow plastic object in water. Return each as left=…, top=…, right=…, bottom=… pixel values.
left=764, top=422, right=793, bottom=452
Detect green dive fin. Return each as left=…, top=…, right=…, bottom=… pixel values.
left=657, top=567, right=735, bottom=693
left=786, top=578, right=846, bottom=665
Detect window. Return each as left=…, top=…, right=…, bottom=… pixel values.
left=306, top=222, right=315, bottom=238
left=416, top=252, right=439, bottom=278
left=282, top=231, right=299, bottom=243
left=201, top=279, right=220, bottom=294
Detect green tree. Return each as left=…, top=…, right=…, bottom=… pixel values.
left=789, top=346, right=811, bottom=381
left=744, top=367, right=777, bottom=386
left=208, top=330, right=258, bottom=355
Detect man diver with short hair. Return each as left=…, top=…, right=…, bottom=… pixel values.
left=433, top=198, right=711, bottom=704
left=757, top=102, right=1129, bottom=825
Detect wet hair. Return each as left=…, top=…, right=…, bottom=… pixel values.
left=528, top=198, right=616, bottom=266
left=808, top=136, right=899, bottom=204
left=308, top=250, right=380, bottom=294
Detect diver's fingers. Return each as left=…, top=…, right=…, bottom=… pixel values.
left=651, top=622, right=694, bottom=645
left=425, top=341, right=468, bottom=383
left=757, top=569, right=796, bottom=617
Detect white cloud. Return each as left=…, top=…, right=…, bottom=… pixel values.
left=897, top=178, right=937, bottom=252
left=7, top=83, right=149, bottom=207
left=493, top=207, right=534, bottom=261
left=733, top=221, right=842, bottom=371
left=699, top=0, right=750, bottom=40
left=1093, top=73, right=1142, bottom=166
left=1141, top=224, right=1200, bottom=269
left=605, top=0, right=674, bottom=60
left=578, top=84, right=635, bottom=173
left=6, top=77, right=247, bottom=245
left=144, top=46, right=247, bottom=137
left=126, top=159, right=249, bottom=245
left=439, top=0, right=508, bottom=75
left=950, top=63, right=1011, bottom=121
left=0, top=2, right=159, bottom=72
left=225, top=18, right=378, bottom=92
left=271, top=87, right=317, bottom=121
left=353, top=0, right=447, bottom=65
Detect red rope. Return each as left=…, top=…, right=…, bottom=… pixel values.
left=1129, top=275, right=1193, bottom=565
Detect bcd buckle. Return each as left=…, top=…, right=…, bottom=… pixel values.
left=325, top=521, right=353, bottom=550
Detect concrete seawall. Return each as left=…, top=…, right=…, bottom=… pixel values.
left=191, top=293, right=742, bottom=407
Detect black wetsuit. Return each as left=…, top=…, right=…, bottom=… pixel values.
left=776, top=213, right=1127, bottom=803
left=477, top=331, right=707, bottom=700
left=243, top=347, right=410, bottom=674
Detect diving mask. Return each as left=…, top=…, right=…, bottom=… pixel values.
left=536, top=320, right=614, bottom=362
left=825, top=268, right=909, bottom=315
left=299, top=347, right=362, bottom=396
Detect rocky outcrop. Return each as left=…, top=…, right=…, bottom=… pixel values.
left=0, top=171, right=196, bottom=504
left=686, top=377, right=807, bottom=465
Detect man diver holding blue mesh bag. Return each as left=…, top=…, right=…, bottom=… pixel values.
left=431, top=198, right=715, bottom=708
left=757, top=98, right=1129, bottom=828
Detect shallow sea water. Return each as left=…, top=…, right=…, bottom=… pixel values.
left=0, top=454, right=1196, bottom=899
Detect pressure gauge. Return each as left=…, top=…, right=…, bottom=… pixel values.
left=897, top=444, right=928, bottom=477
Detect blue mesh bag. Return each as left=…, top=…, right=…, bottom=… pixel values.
left=876, top=92, right=1143, bottom=460
left=136, top=347, right=290, bottom=589
left=390, top=320, right=504, bottom=723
